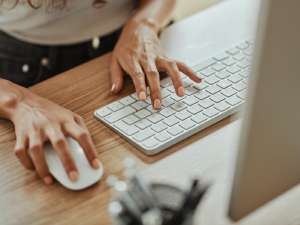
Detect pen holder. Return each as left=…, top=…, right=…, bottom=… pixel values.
left=150, top=182, right=195, bottom=225
left=109, top=181, right=196, bottom=225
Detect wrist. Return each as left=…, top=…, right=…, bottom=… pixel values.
left=0, top=79, right=24, bottom=121
left=127, top=17, right=161, bottom=34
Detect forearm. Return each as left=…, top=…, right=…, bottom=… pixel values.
left=130, top=0, right=177, bottom=33
left=0, top=79, right=24, bottom=120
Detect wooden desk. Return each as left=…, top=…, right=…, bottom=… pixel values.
left=0, top=53, right=234, bottom=225
left=0, top=1, right=260, bottom=224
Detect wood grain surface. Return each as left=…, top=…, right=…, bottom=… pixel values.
left=0, top=54, right=232, bottom=225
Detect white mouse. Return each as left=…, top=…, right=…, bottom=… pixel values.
left=44, top=138, right=104, bottom=191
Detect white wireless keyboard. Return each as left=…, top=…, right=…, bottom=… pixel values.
left=95, top=40, right=253, bottom=155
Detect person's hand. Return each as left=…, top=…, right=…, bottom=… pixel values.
left=110, top=20, right=202, bottom=109
left=5, top=86, right=100, bottom=185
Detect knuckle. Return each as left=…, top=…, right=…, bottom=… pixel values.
left=78, top=129, right=89, bottom=141
left=146, top=70, right=159, bottom=77
left=14, top=147, right=25, bottom=157
left=54, top=137, right=66, bottom=148
left=30, top=143, right=42, bottom=153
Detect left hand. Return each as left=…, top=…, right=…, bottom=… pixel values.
left=110, top=20, right=202, bottom=109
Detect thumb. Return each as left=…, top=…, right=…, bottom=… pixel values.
left=110, top=55, right=124, bottom=94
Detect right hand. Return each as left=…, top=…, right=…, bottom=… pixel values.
left=1, top=81, right=100, bottom=185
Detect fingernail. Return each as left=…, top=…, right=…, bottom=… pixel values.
left=111, top=84, right=116, bottom=93
left=43, top=176, right=53, bottom=185
left=154, top=99, right=161, bottom=109
left=139, top=91, right=146, bottom=100
left=69, top=171, right=79, bottom=182
left=92, top=159, right=100, bottom=169
left=196, top=76, right=202, bottom=83
left=178, top=86, right=185, bottom=96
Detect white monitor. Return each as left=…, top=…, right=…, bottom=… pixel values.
left=228, top=0, right=300, bottom=221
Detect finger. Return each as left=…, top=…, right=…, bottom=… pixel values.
left=176, top=61, right=202, bottom=83
left=158, top=59, right=185, bottom=97
left=141, top=59, right=161, bottom=109
left=14, top=132, right=34, bottom=170
left=45, top=126, right=78, bottom=182
left=110, top=55, right=125, bottom=94
left=63, top=122, right=100, bottom=169
left=119, top=57, right=147, bottom=100
left=28, top=131, right=53, bottom=185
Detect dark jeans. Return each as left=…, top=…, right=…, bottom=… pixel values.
left=0, top=29, right=122, bottom=87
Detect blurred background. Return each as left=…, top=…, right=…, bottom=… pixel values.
left=174, top=0, right=221, bottom=20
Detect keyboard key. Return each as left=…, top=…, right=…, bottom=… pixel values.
left=133, top=128, right=155, bottom=142
left=212, top=63, right=226, bottom=72
left=155, top=131, right=172, bottom=142
left=167, top=125, right=184, bottom=136
left=160, top=108, right=176, bottom=117
left=199, top=99, right=214, bottom=109
left=114, top=121, right=139, bottom=136
left=226, top=96, right=242, bottom=106
left=237, top=41, right=250, bottom=50
left=131, top=101, right=149, bottom=110
left=163, top=115, right=180, bottom=126
left=206, top=85, right=221, bottom=95
left=222, top=57, right=236, bottom=66
left=217, top=80, right=232, bottom=89
left=142, top=138, right=160, bottom=149
left=216, top=70, right=231, bottom=79
left=228, top=75, right=243, bottom=83
left=237, top=58, right=251, bottom=69
left=194, top=91, right=210, bottom=100
left=193, top=58, right=216, bottom=71
left=162, top=96, right=176, bottom=107
left=185, top=86, right=198, bottom=95
left=227, top=65, right=241, bottom=74
left=120, top=96, right=136, bottom=105
left=205, top=75, right=219, bottom=85
left=233, top=52, right=245, bottom=61
left=182, top=79, right=193, bottom=88
left=171, top=94, right=185, bottom=101
left=183, top=96, right=199, bottom=106
left=180, top=118, right=196, bottom=130
left=175, top=110, right=191, bottom=120
left=213, top=52, right=229, bottom=61
left=151, top=122, right=168, bottom=132
left=167, top=86, right=176, bottom=93
left=123, top=115, right=139, bottom=125
left=160, top=78, right=172, bottom=87
left=221, top=88, right=237, bottom=97
left=215, top=101, right=231, bottom=112
left=131, top=93, right=139, bottom=100
left=161, top=89, right=171, bottom=99
left=135, top=119, right=152, bottom=130
left=191, top=81, right=208, bottom=90
left=187, top=104, right=203, bottom=114
left=210, top=93, right=225, bottom=103
left=135, top=109, right=151, bottom=119
left=104, top=106, right=135, bottom=123
left=232, top=82, right=247, bottom=92
left=244, top=47, right=253, bottom=56
left=107, top=102, right=124, bottom=111
left=226, top=48, right=240, bottom=55
left=171, top=101, right=187, bottom=111
left=191, top=113, right=208, bottom=124
left=146, top=105, right=159, bottom=114
left=200, top=67, right=215, bottom=77
left=237, top=90, right=247, bottom=100
left=147, top=113, right=165, bottom=123
left=96, top=107, right=112, bottom=117
left=203, top=107, right=219, bottom=117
